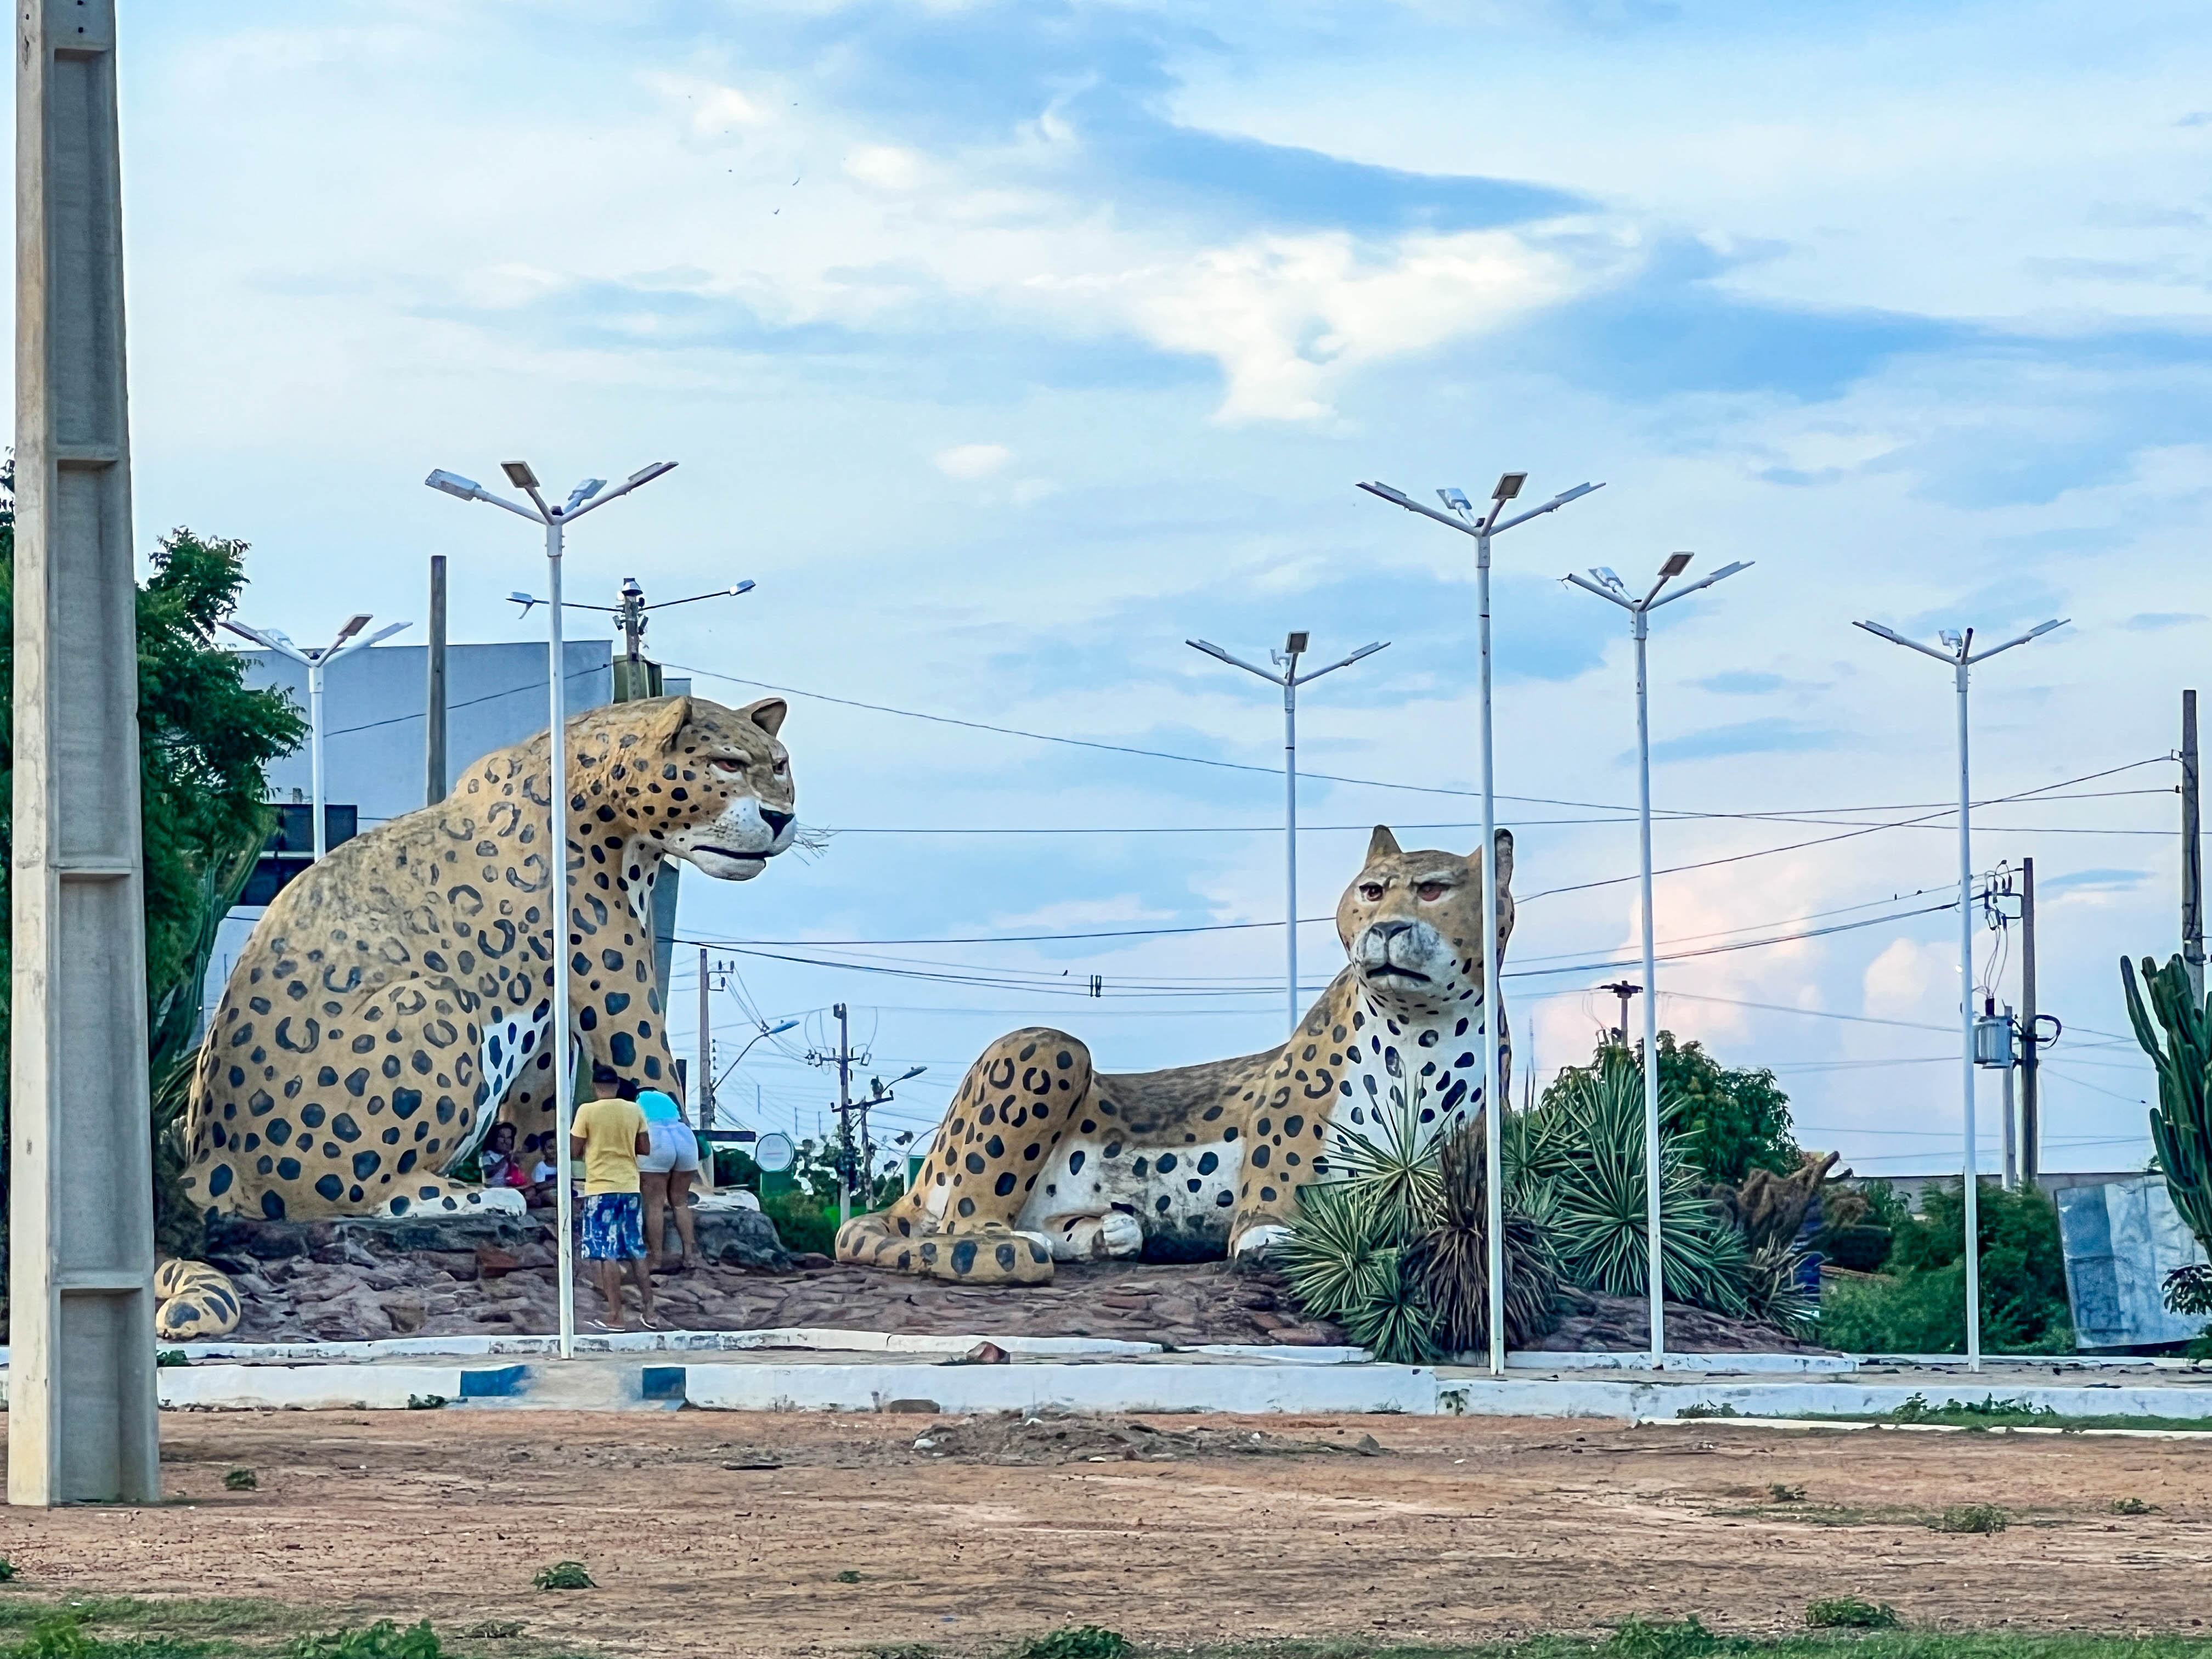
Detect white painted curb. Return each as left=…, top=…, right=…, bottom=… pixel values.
left=159, top=1365, right=470, bottom=1412
left=682, top=1360, right=1441, bottom=1415
left=1437, top=1378, right=2212, bottom=1419
left=1504, top=1351, right=1859, bottom=1374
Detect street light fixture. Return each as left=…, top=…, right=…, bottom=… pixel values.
left=223, top=614, right=410, bottom=860
left=1187, top=631, right=1389, bottom=1032
left=714, top=1018, right=803, bottom=1097
left=855, top=1065, right=928, bottom=1208
left=424, top=453, right=678, bottom=1357
left=1358, top=467, right=1602, bottom=1378
left=1565, top=551, right=1753, bottom=1367
left=1853, top=614, right=2066, bottom=1372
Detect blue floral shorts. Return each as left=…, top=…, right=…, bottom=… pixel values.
left=582, top=1192, right=645, bottom=1260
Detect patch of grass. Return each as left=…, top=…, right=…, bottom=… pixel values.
left=154, top=1352, right=190, bottom=1370
left=1674, top=1404, right=1738, bottom=1419
left=870, top=1646, right=936, bottom=1659
left=528, top=1564, right=592, bottom=1593
left=458, top=1625, right=520, bottom=1643
left=1018, top=1629, right=1132, bottom=1659
left=290, top=1622, right=443, bottom=1659
left=833, top=1572, right=863, bottom=1585
left=404, top=1396, right=447, bottom=1413
left=1805, top=1598, right=1901, bottom=1630
left=1783, top=1393, right=2212, bottom=1435
left=221, top=1470, right=256, bottom=1493
left=0, top=1563, right=15, bottom=1585
left=1766, top=1485, right=1806, bottom=1504
left=1603, top=1620, right=1721, bottom=1659
left=2111, top=1497, right=2157, bottom=1515
left=1932, top=1504, right=2010, bottom=1534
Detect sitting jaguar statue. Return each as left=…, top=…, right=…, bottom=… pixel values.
left=837, top=825, right=1513, bottom=1284
left=182, top=695, right=797, bottom=1221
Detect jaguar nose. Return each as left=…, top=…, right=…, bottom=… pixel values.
left=761, top=807, right=794, bottom=837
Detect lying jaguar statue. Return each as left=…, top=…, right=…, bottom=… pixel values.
left=838, top=825, right=1513, bottom=1284
left=183, top=694, right=797, bottom=1221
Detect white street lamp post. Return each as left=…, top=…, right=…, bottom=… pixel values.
left=1853, top=615, right=2066, bottom=1372
left=1357, top=471, right=1601, bottom=1375
left=223, top=614, right=410, bottom=859
left=1186, top=632, right=1388, bottom=1032
left=1565, top=553, right=1752, bottom=1368
left=425, top=459, right=677, bottom=1358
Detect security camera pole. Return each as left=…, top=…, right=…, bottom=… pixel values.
left=424, top=458, right=678, bottom=1357
left=1186, top=633, right=1388, bottom=1032
left=1566, top=552, right=1752, bottom=1368
left=1853, top=613, right=2066, bottom=1372
left=1357, top=470, right=1601, bottom=1376
left=223, top=614, right=410, bottom=858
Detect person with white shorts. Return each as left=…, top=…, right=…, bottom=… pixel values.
left=636, top=1088, right=701, bottom=1272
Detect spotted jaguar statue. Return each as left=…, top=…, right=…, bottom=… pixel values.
left=838, top=825, right=1512, bottom=1284
left=183, top=695, right=797, bottom=1221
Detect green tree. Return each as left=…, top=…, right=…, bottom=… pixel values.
left=1542, top=1030, right=1797, bottom=1187
left=0, top=475, right=307, bottom=1254
left=1817, top=1181, right=2072, bottom=1353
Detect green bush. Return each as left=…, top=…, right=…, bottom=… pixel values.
left=531, top=1562, right=593, bottom=1592
left=1932, top=1503, right=2009, bottom=1534
left=761, top=1190, right=837, bottom=1257
left=222, top=1468, right=256, bottom=1492
left=1602, top=1617, right=1720, bottom=1659
left=290, top=1622, right=442, bottom=1659
left=1818, top=1181, right=2072, bottom=1354
left=1017, top=1630, right=1129, bottom=1659
left=1805, top=1597, right=1900, bottom=1629
left=1546, top=1032, right=1797, bottom=1187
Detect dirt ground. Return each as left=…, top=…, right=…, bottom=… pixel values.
left=2, top=1409, right=2205, bottom=1657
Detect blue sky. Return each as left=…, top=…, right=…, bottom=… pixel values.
left=91, top=0, right=2212, bottom=1173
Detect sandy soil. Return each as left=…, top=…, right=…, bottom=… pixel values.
left=2, top=1410, right=2205, bottom=1656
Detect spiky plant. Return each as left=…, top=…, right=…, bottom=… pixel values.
left=1417, top=1120, right=1562, bottom=1353
left=1322, top=1077, right=1443, bottom=1243
left=1526, top=1050, right=1750, bottom=1316
left=2121, top=953, right=2212, bottom=1269
left=1742, top=1235, right=1818, bottom=1340
left=1337, top=1245, right=1440, bottom=1364
left=1274, top=1180, right=1393, bottom=1322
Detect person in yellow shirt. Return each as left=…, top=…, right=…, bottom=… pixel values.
left=570, top=1074, right=655, bottom=1331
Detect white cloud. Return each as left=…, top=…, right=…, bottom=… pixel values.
left=1864, top=939, right=1956, bottom=1024
left=844, top=145, right=928, bottom=191
left=933, top=443, right=1013, bottom=479
left=642, top=74, right=772, bottom=144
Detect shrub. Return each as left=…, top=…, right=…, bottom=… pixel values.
left=405, top=1395, right=447, bottom=1412
left=1805, top=1597, right=1900, bottom=1629
left=1818, top=1182, right=2072, bottom=1354
left=461, top=1623, right=522, bottom=1641
left=2112, top=1497, right=2156, bottom=1515
left=1515, top=1052, right=1748, bottom=1317
left=0, top=1558, right=15, bottom=1583
left=1547, top=1032, right=1797, bottom=1188
left=290, top=1622, right=443, bottom=1659
left=222, top=1468, right=256, bottom=1492
left=1017, top=1630, right=1129, bottom=1659
left=760, top=1190, right=837, bottom=1257
left=531, top=1562, right=594, bottom=1591
left=154, top=1351, right=189, bottom=1369
left=834, top=1571, right=863, bottom=1584
left=1932, top=1504, right=2009, bottom=1534
left=1602, top=1617, right=1720, bottom=1659
left=12, top=1616, right=92, bottom=1659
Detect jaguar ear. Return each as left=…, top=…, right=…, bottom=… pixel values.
left=1490, top=827, right=1514, bottom=890
left=1366, top=825, right=1401, bottom=863
left=647, top=696, right=693, bottom=754
left=742, top=697, right=787, bottom=738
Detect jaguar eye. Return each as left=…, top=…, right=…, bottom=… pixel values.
left=708, top=758, right=741, bottom=776
left=1417, top=882, right=1448, bottom=901
left=771, top=757, right=788, bottom=776
left=1359, top=883, right=1385, bottom=901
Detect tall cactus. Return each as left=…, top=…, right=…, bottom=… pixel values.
left=2120, top=953, right=2212, bottom=1256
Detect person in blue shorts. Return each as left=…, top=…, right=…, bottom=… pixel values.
left=571, top=1074, right=654, bottom=1331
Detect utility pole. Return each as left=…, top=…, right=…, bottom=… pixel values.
left=696, top=947, right=714, bottom=1130
left=2020, top=856, right=2040, bottom=1188
left=2186, top=690, right=2204, bottom=1003
left=834, top=1003, right=854, bottom=1226
left=12, top=0, right=161, bottom=1506
left=425, top=555, right=448, bottom=805
left=2000, top=1001, right=2018, bottom=1190
left=1599, top=979, right=1642, bottom=1046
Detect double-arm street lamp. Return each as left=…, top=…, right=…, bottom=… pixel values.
left=1853, top=615, right=2066, bottom=1372
left=1187, top=633, right=1389, bottom=1032
left=1565, top=553, right=1752, bottom=1367
left=425, top=458, right=678, bottom=1356
left=1358, top=470, right=1601, bottom=1375
left=223, top=613, right=410, bottom=860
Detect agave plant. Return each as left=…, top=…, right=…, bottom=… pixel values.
left=1274, top=1181, right=1393, bottom=1322
left=1322, top=1079, right=1444, bottom=1243
left=1522, top=1050, right=1749, bottom=1317
left=1742, top=1235, right=1817, bottom=1340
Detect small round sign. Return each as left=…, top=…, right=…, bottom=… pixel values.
left=753, top=1131, right=797, bottom=1173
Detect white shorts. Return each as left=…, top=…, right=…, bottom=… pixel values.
left=638, top=1121, right=700, bottom=1175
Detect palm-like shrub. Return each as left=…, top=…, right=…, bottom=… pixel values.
left=1278, top=1079, right=1559, bottom=1361
left=1514, top=1050, right=1749, bottom=1317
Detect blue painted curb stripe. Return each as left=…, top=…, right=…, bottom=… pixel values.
left=641, top=1365, right=686, bottom=1401
left=459, top=1364, right=529, bottom=1398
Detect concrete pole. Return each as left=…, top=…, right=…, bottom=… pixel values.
left=2020, top=857, right=2040, bottom=1187
left=1955, top=656, right=1982, bottom=1373
left=1475, top=521, right=1506, bottom=1378
left=547, top=516, right=575, bottom=1361
left=2000, top=1002, right=2018, bottom=1191
left=2185, top=690, right=2203, bottom=1004
left=1283, top=673, right=1299, bottom=1035
left=425, top=555, right=448, bottom=806
left=835, top=1002, right=854, bottom=1226
left=307, top=656, right=328, bottom=859
left=697, top=947, right=713, bottom=1131
left=1632, top=606, right=1666, bottom=1368
left=10, top=0, right=162, bottom=1506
